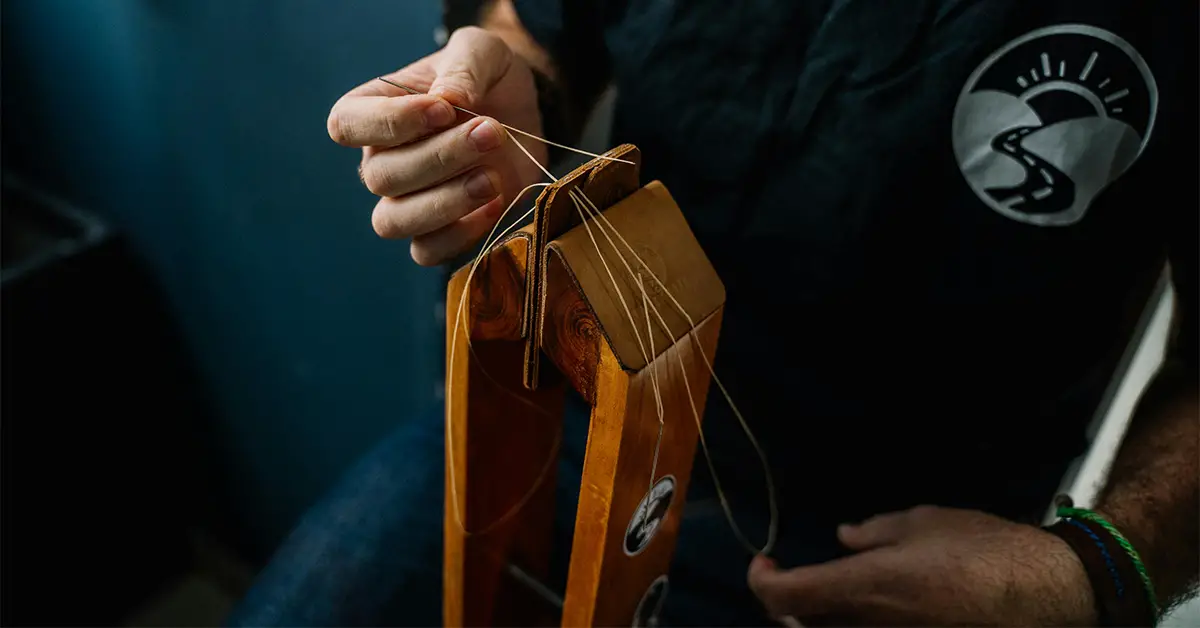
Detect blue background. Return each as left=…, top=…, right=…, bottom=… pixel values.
left=3, top=0, right=445, bottom=559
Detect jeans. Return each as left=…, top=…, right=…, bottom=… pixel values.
left=226, top=403, right=850, bottom=627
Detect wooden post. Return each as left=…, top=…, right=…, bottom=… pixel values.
left=443, top=232, right=566, bottom=627
left=444, top=147, right=726, bottom=627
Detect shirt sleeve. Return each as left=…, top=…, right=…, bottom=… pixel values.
left=508, top=0, right=569, bottom=53
left=1167, top=173, right=1197, bottom=370
left=509, top=0, right=619, bottom=61
left=1158, top=6, right=1199, bottom=370
left=509, top=0, right=622, bottom=142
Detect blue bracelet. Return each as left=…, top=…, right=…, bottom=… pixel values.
left=1063, top=517, right=1125, bottom=598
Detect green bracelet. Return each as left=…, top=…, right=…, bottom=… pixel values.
left=1057, top=506, right=1159, bottom=620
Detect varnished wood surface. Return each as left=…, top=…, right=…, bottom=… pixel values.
left=560, top=308, right=723, bottom=626
left=444, top=148, right=728, bottom=625
left=540, top=249, right=601, bottom=406
left=444, top=232, right=565, bottom=627
left=548, top=181, right=725, bottom=372
left=524, top=145, right=642, bottom=391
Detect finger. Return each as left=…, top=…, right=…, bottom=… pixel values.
left=327, top=94, right=457, bottom=148
left=838, top=510, right=913, bottom=551
left=359, top=117, right=506, bottom=198
left=371, top=167, right=501, bottom=239
left=410, top=197, right=507, bottom=266
left=747, top=553, right=883, bottom=618
left=429, top=26, right=513, bottom=108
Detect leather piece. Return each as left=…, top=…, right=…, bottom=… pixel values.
left=546, top=181, right=725, bottom=372
left=523, top=145, right=642, bottom=390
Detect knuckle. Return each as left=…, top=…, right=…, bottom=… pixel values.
left=440, top=65, right=480, bottom=92
left=427, top=188, right=451, bottom=223
left=474, top=30, right=512, bottom=64
left=382, top=97, right=421, bottom=141
left=361, top=171, right=384, bottom=197
left=327, top=106, right=348, bottom=144
left=410, top=240, right=440, bottom=267
left=361, top=162, right=393, bottom=197
left=383, top=106, right=404, bottom=141
left=447, top=25, right=491, bottom=47
left=908, top=505, right=939, bottom=521
left=371, top=208, right=398, bottom=239
left=432, top=140, right=462, bottom=174
left=439, top=27, right=510, bottom=101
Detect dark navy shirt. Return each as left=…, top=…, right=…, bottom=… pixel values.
left=513, top=0, right=1197, bottom=523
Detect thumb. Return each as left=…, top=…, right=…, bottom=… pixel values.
left=747, top=554, right=793, bottom=618
left=429, top=26, right=514, bottom=108
left=837, top=510, right=912, bottom=551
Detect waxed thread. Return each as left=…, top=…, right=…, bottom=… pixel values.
left=388, top=76, right=779, bottom=556
left=447, top=175, right=666, bottom=536
left=376, top=77, right=635, bottom=167
left=447, top=181, right=554, bottom=535
left=564, top=192, right=669, bottom=497
left=502, top=132, right=670, bottom=470
left=446, top=136, right=642, bottom=536
left=570, top=188, right=778, bottom=556
left=640, top=274, right=666, bottom=495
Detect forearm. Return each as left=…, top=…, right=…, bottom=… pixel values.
left=1097, top=358, right=1199, bottom=608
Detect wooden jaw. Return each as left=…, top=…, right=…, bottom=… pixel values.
left=444, top=232, right=566, bottom=627
left=444, top=145, right=726, bottom=627
left=524, top=143, right=642, bottom=391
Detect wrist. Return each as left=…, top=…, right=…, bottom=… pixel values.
left=1044, top=505, right=1160, bottom=626
left=1038, top=525, right=1102, bottom=626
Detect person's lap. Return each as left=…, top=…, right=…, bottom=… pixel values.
left=226, top=407, right=840, bottom=627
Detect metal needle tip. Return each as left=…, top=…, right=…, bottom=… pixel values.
left=376, top=77, right=421, bottom=95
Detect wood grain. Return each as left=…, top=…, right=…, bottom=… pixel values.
left=540, top=249, right=602, bottom=406
left=561, top=308, right=723, bottom=626
left=524, top=145, right=642, bottom=391
left=444, top=232, right=565, bottom=627
left=445, top=161, right=729, bottom=626
left=549, top=181, right=725, bottom=372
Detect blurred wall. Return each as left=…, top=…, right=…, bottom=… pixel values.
left=2, top=0, right=445, bottom=561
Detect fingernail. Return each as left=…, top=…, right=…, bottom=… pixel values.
left=469, top=120, right=502, bottom=152
left=423, top=100, right=455, bottom=128
left=751, top=554, right=776, bottom=570
left=464, top=170, right=497, bottom=200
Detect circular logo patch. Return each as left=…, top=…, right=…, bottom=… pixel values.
left=623, top=475, right=675, bottom=556
left=952, top=24, right=1157, bottom=226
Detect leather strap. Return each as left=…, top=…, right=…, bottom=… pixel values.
left=1045, top=519, right=1156, bottom=626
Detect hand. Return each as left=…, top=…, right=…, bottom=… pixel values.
left=747, top=505, right=1098, bottom=626
left=327, top=26, right=546, bottom=265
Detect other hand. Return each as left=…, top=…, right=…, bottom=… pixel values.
left=327, top=26, right=546, bottom=265
left=747, top=505, right=1098, bottom=626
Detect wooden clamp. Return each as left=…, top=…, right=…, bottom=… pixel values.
left=445, top=144, right=726, bottom=626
